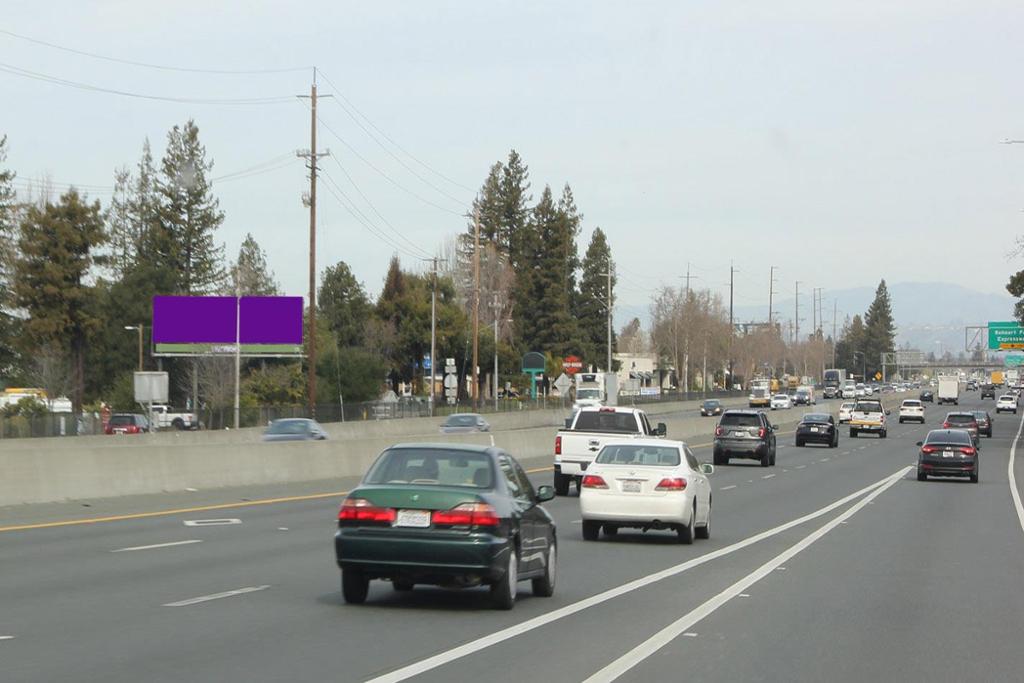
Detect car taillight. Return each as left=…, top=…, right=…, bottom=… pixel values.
left=581, top=475, right=608, bottom=489
left=555, top=435, right=562, bottom=456
left=758, top=427, right=766, bottom=438
left=127, top=425, right=139, bottom=434
left=432, top=503, right=500, bottom=527
left=338, top=497, right=396, bottom=523
left=921, top=445, right=938, bottom=454
left=942, top=422, right=950, bottom=428
left=655, top=477, right=688, bottom=491
left=960, top=447, right=976, bottom=456
left=715, top=426, right=724, bottom=437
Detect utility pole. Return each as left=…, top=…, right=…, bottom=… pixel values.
left=472, top=208, right=480, bottom=408
left=493, top=293, right=500, bottom=412
left=429, top=257, right=438, bottom=417
left=681, top=264, right=698, bottom=394
left=297, top=71, right=331, bottom=418
left=606, top=262, right=613, bottom=372
left=768, top=266, right=776, bottom=328
left=728, top=263, right=735, bottom=389
left=832, top=299, right=838, bottom=368
left=794, top=281, right=800, bottom=345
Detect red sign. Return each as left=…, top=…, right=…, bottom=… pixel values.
left=563, top=356, right=583, bottom=375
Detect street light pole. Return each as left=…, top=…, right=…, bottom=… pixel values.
left=124, top=325, right=143, bottom=371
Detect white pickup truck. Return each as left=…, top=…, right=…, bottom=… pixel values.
left=553, top=406, right=667, bottom=496
left=848, top=399, right=890, bottom=438
left=150, top=404, right=196, bottom=430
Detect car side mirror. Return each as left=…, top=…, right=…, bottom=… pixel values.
left=915, top=441, right=923, bottom=447
left=699, top=463, right=714, bottom=475
left=885, top=410, right=891, bottom=415
left=536, top=485, right=555, bottom=502
left=656, top=423, right=667, bottom=437
left=772, top=424, right=779, bottom=430
left=564, top=418, right=572, bottom=429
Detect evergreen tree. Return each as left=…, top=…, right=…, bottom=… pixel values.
left=1007, top=268, right=1024, bottom=323
left=557, top=183, right=582, bottom=306
left=0, top=135, right=19, bottom=379
left=228, top=233, right=280, bottom=296
left=131, top=139, right=160, bottom=263
left=318, top=261, right=372, bottom=347
left=836, top=314, right=866, bottom=376
left=500, top=150, right=532, bottom=265
left=154, top=120, right=226, bottom=294
left=105, top=166, right=135, bottom=278
left=577, top=227, right=616, bottom=365
left=14, top=189, right=106, bottom=414
left=862, top=279, right=896, bottom=376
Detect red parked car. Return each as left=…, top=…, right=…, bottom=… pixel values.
left=105, top=413, right=150, bottom=435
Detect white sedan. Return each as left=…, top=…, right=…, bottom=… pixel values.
left=580, top=439, right=712, bottom=544
left=898, top=399, right=925, bottom=423
left=770, top=394, right=793, bottom=410
left=997, top=395, right=1018, bottom=414
left=838, top=402, right=856, bottom=423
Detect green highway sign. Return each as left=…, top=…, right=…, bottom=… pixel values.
left=989, top=321, right=1024, bottom=350
left=1006, top=355, right=1024, bottom=367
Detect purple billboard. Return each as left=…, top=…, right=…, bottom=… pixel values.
left=152, top=296, right=304, bottom=356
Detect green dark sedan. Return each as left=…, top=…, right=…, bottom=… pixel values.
left=335, top=443, right=557, bottom=609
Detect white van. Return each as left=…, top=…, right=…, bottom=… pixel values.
left=794, top=385, right=816, bottom=405
left=841, top=380, right=857, bottom=399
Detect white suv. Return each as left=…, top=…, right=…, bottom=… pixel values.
left=898, top=399, right=925, bottom=424
left=838, top=402, right=856, bottom=424
left=997, top=395, right=1018, bottom=414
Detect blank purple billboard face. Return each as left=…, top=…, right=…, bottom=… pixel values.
left=152, top=296, right=303, bottom=354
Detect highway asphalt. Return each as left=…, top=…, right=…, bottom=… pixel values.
left=2, top=394, right=1022, bottom=682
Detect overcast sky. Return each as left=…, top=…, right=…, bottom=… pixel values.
left=3, top=1, right=1022, bottom=326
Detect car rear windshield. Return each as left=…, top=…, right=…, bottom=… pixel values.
left=573, top=411, right=639, bottom=433
left=902, top=400, right=922, bottom=407
left=365, top=448, right=494, bottom=488
left=855, top=402, right=882, bottom=412
left=925, top=430, right=972, bottom=445
left=266, top=420, right=310, bottom=434
left=596, top=444, right=681, bottom=466
left=719, top=413, right=761, bottom=427
left=945, top=414, right=976, bottom=425
left=801, top=414, right=830, bottom=423
left=444, top=415, right=478, bottom=427
left=972, top=411, right=988, bottom=420
left=108, top=415, right=133, bottom=426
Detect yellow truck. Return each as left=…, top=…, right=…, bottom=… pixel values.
left=991, top=371, right=1004, bottom=386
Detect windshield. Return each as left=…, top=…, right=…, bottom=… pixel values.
left=576, top=388, right=601, bottom=399
left=902, top=400, right=922, bottom=407
left=925, top=430, right=972, bottom=446
left=719, top=414, right=761, bottom=427
left=108, top=415, right=133, bottom=426
left=801, top=414, right=830, bottom=424
left=266, top=420, right=310, bottom=435
left=703, top=400, right=720, bottom=408
left=855, top=402, right=883, bottom=412
left=444, top=415, right=478, bottom=427
left=573, top=411, right=638, bottom=433
left=841, top=403, right=855, bottom=411
left=365, top=448, right=494, bottom=488
left=596, top=445, right=681, bottom=467
left=945, top=414, right=976, bottom=425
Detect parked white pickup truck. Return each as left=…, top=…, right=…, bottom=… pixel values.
left=553, top=406, right=667, bottom=496
left=150, top=404, right=196, bottom=430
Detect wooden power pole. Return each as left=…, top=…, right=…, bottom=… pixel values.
left=472, top=208, right=480, bottom=408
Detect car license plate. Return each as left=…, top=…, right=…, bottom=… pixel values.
left=394, top=509, right=431, bottom=528
left=730, top=431, right=744, bottom=438
left=942, top=450, right=953, bottom=458
left=810, top=427, right=819, bottom=433
left=621, top=480, right=642, bottom=493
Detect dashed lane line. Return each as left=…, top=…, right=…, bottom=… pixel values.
left=162, top=584, right=271, bottom=608
left=111, top=539, right=203, bottom=553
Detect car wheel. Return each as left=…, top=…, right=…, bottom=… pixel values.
left=677, top=505, right=695, bottom=545
left=581, top=520, right=601, bottom=541
left=760, top=451, right=770, bottom=467
left=796, top=438, right=804, bottom=448
left=531, top=541, right=556, bottom=598
left=172, top=417, right=185, bottom=430
left=392, top=579, right=414, bottom=592
left=603, top=524, right=618, bottom=537
left=917, top=470, right=927, bottom=482
left=770, top=449, right=777, bottom=466
left=553, top=473, right=570, bottom=497
left=850, top=428, right=858, bottom=438
left=880, top=430, right=887, bottom=439
left=696, top=502, right=711, bottom=540
left=899, top=418, right=904, bottom=424
left=970, top=473, right=979, bottom=484
left=491, top=547, right=518, bottom=610
left=341, top=568, right=369, bottom=604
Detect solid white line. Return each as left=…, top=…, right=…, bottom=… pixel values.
left=111, top=540, right=202, bottom=553
left=364, top=469, right=908, bottom=683
left=1007, top=410, right=1024, bottom=535
left=182, top=518, right=241, bottom=527
left=582, top=466, right=911, bottom=683
left=762, top=474, right=775, bottom=480
left=720, top=485, right=737, bottom=491
left=162, top=585, right=270, bottom=607
left=0, top=636, right=14, bottom=641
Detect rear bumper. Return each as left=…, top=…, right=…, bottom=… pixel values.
left=797, top=430, right=833, bottom=443
left=714, top=439, right=768, bottom=455
left=580, top=491, right=692, bottom=525
left=919, top=459, right=976, bottom=477
left=335, top=529, right=509, bottom=581
left=849, top=421, right=884, bottom=431
left=555, top=459, right=593, bottom=477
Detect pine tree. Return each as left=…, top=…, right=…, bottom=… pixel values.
left=863, top=279, right=896, bottom=376
left=1007, top=269, right=1024, bottom=323
left=500, top=150, right=532, bottom=266
left=557, top=183, right=582, bottom=307
left=154, top=120, right=226, bottom=294
left=228, top=233, right=280, bottom=296
left=318, top=261, right=371, bottom=347
left=105, top=166, right=135, bottom=278
left=577, top=227, right=616, bottom=365
left=14, top=189, right=106, bottom=414
left=0, top=135, right=16, bottom=306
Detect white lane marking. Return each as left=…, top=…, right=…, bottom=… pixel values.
left=162, top=584, right=270, bottom=607
left=0, top=636, right=14, bottom=641
left=278, top=527, right=289, bottom=531
left=364, top=469, right=908, bottom=683
left=1007, top=409, right=1024, bottom=536
left=582, top=465, right=910, bottom=683
left=795, top=465, right=806, bottom=469
left=182, top=518, right=241, bottom=527
left=682, top=633, right=698, bottom=637
left=819, top=458, right=830, bottom=463
left=111, top=539, right=202, bottom=553
left=762, top=474, right=775, bottom=480
left=571, top=520, right=583, bottom=525
left=720, top=485, right=737, bottom=491
left=738, top=593, right=751, bottom=598
left=841, top=451, right=849, bottom=455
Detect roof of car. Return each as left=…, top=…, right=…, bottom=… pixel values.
left=924, top=429, right=973, bottom=441
left=722, top=409, right=764, bottom=416
left=387, top=443, right=499, bottom=455
left=944, top=412, right=976, bottom=417
left=600, top=437, right=687, bottom=449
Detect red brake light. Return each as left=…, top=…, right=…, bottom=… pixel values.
left=555, top=435, right=562, bottom=456
left=715, top=426, right=724, bottom=437
left=581, top=475, right=608, bottom=489
left=921, top=445, right=938, bottom=454
left=942, top=422, right=950, bottom=428
left=338, top=497, right=396, bottom=523
left=655, top=477, right=688, bottom=491
left=599, top=407, right=616, bottom=413
left=960, top=447, right=976, bottom=456
left=758, top=427, right=766, bottom=438
left=432, top=503, right=500, bottom=527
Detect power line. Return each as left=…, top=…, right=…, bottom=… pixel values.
left=0, top=62, right=295, bottom=104
left=0, top=29, right=310, bottom=74
left=319, top=169, right=426, bottom=259
left=317, top=69, right=475, bottom=198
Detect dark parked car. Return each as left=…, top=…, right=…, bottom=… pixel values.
left=943, top=412, right=980, bottom=447
left=980, top=384, right=996, bottom=400
left=917, top=429, right=979, bottom=483
left=440, top=413, right=491, bottom=433
left=713, top=410, right=777, bottom=467
left=262, top=418, right=327, bottom=442
left=971, top=410, right=993, bottom=438
left=700, top=399, right=723, bottom=417
left=919, top=390, right=934, bottom=403
left=795, top=413, right=838, bottom=448
left=105, top=413, right=150, bottom=435
left=335, top=444, right=556, bottom=610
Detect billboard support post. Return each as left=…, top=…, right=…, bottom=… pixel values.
left=234, top=292, right=241, bottom=430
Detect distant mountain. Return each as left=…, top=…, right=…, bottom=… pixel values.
left=617, top=282, right=1018, bottom=355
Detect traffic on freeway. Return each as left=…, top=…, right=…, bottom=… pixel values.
left=4, top=391, right=1024, bottom=682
